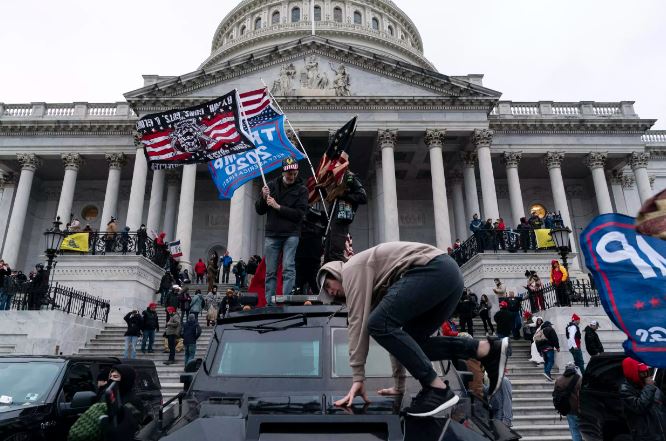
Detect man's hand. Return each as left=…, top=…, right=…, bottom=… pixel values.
left=262, top=185, right=270, bottom=199
left=644, top=376, right=655, bottom=386
left=335, top=381, right=370, bottom=407
left=377, top=387, right=403, bottom=396
left=266, top=196, right=280, bottom=210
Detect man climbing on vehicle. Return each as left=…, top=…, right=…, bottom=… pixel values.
left=318, top=241, right=510, bottom=417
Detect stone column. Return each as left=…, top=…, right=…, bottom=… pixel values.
left=0, top=173, right=17, bottom=255
left=450, top=172, right=467, bottom=241
left=544, top=152, right=575, bottom=250
left=175, top=164, right=197, bottom=271
left=502, top=152, right=525, bottom=227
left=125, top=147, right=149, bottom=230
left=584, top=152, right=613, bottom=214
left=162, top=170, right=180, bottom=241
left=425, top=129, right=451, bottom=249
left=227, top=182, right=254, bottom=262
left=622, top=175, right=641, bottom=215
left=374, top=164, right=385, bottom=243
left=473, top=129, right=499, bottom=221
left=2, top=154, right=41, bottom=266
left=461, top=152, right=480, bottom=222
left=629, top=152, right=652, bottom=203
left=56, top=153, right=84, bottom=225
left=609, top=171, right=628, bottom=215
left=99, top=153, right=126, bottom=230
left=146, top=170, right=165, bottom=234
left=378, top=130, right=400, bottom=242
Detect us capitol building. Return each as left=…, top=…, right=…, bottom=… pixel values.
left=1, top=0, right=664, bottom=302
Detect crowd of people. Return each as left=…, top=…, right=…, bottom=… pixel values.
left=0, top=259, right=49, bottom=310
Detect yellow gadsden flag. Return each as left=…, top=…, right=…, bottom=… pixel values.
left=60, top=233, right=89, bottom=252
left=535, top=229, right=556, bottom=249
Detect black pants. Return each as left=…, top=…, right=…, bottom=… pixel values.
left=459, top=316, right=474, bottom=336
left=222, top=267, right=230, bottom=283
left=555, top=283, right=570, bottom=306
left=196, top=274, right=204, bottom=284
left=367, top=254, right=479, bottom=388
left=295, top=258, right=320, bottom=295
left=167, top=335, right=176, bottom=361
left=480, top=312, right=494, bottom=334
left=324, top=221, right=349, bottom=263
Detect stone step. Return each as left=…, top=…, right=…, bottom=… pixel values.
left=512, top=397, right=557, bottom=407
left=510, top=381, right=558, bottom=391
left=512, top=406, right=559, bottom=416
left=513, top=414, right=566, bottom=425
left=511, top=425, right=571, bottom=437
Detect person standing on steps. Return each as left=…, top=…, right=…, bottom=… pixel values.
left=620, top=357, right=666, bottom=441
left=207, top=253, right=219, bottom=292
left=189, top=289, right=205, bottom=322
left=221, top=251, right=232, bottom=284
left=182, top=313, right=202, bottom=369
left=158, top=271, right=173, bottom=306
left=553, top=362, right=583, bottom=441
left=550, top=259, right=570, bottom=307
left=457, top=291, right=475, bottom=336
left=140, top=303, right=159, bottom=354
left=194, top=258, right=207, bottom=284
left=535, top=320, right=560, bottom=381
left=479, top=294, right=494, bottom=336
left=493, top=301, right=513, bottom=339
left=584, top=320, right=604, bottom=357
left=317, top=241, right=509, bottom=417
left=567, top=314, right=585, bottom=372
left=164, top=307, right=182, bottom=365
left=123, top=310, right=142, bottom=359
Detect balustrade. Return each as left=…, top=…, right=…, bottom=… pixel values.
left=0, top=102, right=134, bottom=120
left=643, top=130, right=666, bottom=143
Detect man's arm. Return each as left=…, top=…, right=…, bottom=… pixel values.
left=342, top=175, right=367, bottom=205
left=255, top=185, right=270, bottom=214
left=620, top=382, right=657, bottom=413
left=344, top=265, right=376, bottom=383
left=275, top=185, right=308, bottom=222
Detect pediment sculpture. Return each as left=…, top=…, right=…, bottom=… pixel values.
left=271, top=56, right=351, bottom=97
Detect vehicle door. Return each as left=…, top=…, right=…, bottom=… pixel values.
left=55, top=362, right=96, bottom=439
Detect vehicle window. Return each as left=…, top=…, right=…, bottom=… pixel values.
left=214, top=328, right=321, bottom=377
left=62, top=363, right=94, bottom=402
left=0, top=362, right=62, bottom=406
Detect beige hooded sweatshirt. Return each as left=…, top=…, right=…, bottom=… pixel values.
left=318, top=241, right=443, bottom=386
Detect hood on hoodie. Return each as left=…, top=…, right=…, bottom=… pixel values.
left=187, top=313, right=196, bottom=323
left=111, top=364, right=136, bottom=396
left=622, top=357, right=649, bottom=385
left=551, top=259, right=560, bottom=266
left=317, top=261, right=344, bottom=304
left=542, top=321, right=553, bottom=328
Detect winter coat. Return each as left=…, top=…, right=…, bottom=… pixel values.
left=189, top=293, right=205, bottom=314
left=182, top=316, right=202, bottom=345
left=550, top=262, right=569, bottom=285
left=566, top=322, right=582, bottom=350
left=469, top=219, right=483, bottom=233
left=246, top=259, right=258, bottom=275
left=194, top=260, right=206, bottom=276
left=178, top=291, right=191, bottom=310
left=123, top=312, right=143, bottom=337
left=494, top=309, right=514, bottom=336
left=141, top=309, right=159, bottom=331
left=536, top=322, right=560, bottom=353
left=553, top=368, right=581, bottom=416
left=506, top=296, right=522, bottom=313
left=218, top=295, right=241, bottom=317
left=457, top=296, right=476, bottom=319
left=620, top=358, right=666, bottom=441
left=584, top=326, right=604, bottom=356
left=479, top=299, right=491, bottom=318
left=255, top=175, right=308, bottom=237
left=222, top=255, right=232, bottom=268
left=165, top=313, right=182, bottom=336
left=164, top=289, right=179, bottom=309
left=159, top=273, right=173, bottom=290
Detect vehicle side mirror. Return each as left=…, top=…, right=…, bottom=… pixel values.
left=184, top=358, right=202, bottom=373
left=180, top=374, right=193, bottom=391
left=60, top=391, right=97, bottom=415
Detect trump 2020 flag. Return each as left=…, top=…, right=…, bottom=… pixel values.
left=581, top=213, right=666, bottom=368
left=136, top=90, right=255, bottom=169
left=208, top=114, right=304, bottom=199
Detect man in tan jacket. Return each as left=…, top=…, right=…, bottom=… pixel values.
left=318, top=241, right=509, bottom=417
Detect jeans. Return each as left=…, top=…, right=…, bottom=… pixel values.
left=480, top=313, right=494, bottom=334
left=0, top=289, right=11, bottom=310
left=196, top=274, right=204, bottom=284
left=222, top=266, right=231, bottom=283
left=141, top=329, right=155, bottom=352
left=512, top=311, right=522, bottom=339
left=124, top=336, right=138, bottom=359
left=159, top=287, right=169, bottom=305
left=566, top=415, right=583, bottom=441
left=543, top=350, right=555, bottom=376
left=570, top=348, right=585, bottom=372
left=184, top=343, right=197, bottom=368
left=264, top=236, right=299, bottom=304
left=167, top=335, right=177, bottom=361
left=367, top=255, right=478, bottom=388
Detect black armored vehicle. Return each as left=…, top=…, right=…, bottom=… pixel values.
left=148, top=305, right=519, bottom=441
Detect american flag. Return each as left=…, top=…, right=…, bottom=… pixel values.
left=137, top=90, right=255, bottom=168
left=239, top=87, right=282, bottom=128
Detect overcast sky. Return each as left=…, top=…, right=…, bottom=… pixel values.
left=1, top=0, right=664, bottom=128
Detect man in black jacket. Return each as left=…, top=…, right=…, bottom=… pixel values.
left=29, top=263, right=49, bottom=310
left=536, top=321, right=560, bottom=381
left=123, top=310, right=143, bottom=359
left=457, top=293, right=476, bottom=336
left=620, top=357, right=666, bottom=441
left=494, top=301, right=514, bottom=339
left=141, top=303, right=159, bottom=354
left=323, top=171, right=367, bottom=263
left=584, top=320, right=604, bottom=357
left=255, top=157, right=308, bottom=305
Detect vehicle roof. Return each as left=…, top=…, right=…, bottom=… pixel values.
left=218, top=305, right=346, bottom=325
left=0, top=355, right=156, bottom=367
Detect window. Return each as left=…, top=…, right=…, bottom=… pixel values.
left=228, top=32, right=234, bottom=40
left=332, top=328, right=392, bottom=377
left=254, top=17, right=262, bottom=30
left=81, top=205, right=98, bottom=221
left=214, top=328, right=321, bottom=377
left=240, top=25, right=246, bottom=35
left=353, top=10, right=362, bottom=25
left=371, top=17, right=379, bottom=30
left=313, top=5, right=322, bottom=21
left=388, top=25, right=394, bottom=36
left=62, top=363, right=94, bottom=402
left=333, top=6, right=342, bottom=22
left=271, top=10, right=280, bottom=25
left=291, top=7, right=301, bottom=22
left=0, top=361, right=63, bottom=407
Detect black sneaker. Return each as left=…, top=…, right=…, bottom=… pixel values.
left=405, top=386, right=460, bottom=417
left=480, top=337, right=510, bottom=397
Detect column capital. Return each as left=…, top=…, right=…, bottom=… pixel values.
left=61, top=152, right=84, bottom=171
left=501, top=151, right=522, bottom=168
left=424, top=129, right=446, bottom=148
left=165, top=169, right=181, bottom=184
left=584, top=152, right=608, bottom=170
left=460, top=151, right=477, bottom=168
left=544, top=151, right=565, bottom=170
left=621, top=175, right=635, bottom=189
left=629, top=151, right=650, bottom=170
left=377, top=129, right=397, bottom=149
left=17, top=153, right=41, bottom=171
left=609, top=170, right=624, bottom=185
left=287, top=128, right=300, bottom=146
left=472, top=128, right=494, bottom=148
left=105, top=153, right=127, bottom=170
left=649, top=174, right=656, bottom=189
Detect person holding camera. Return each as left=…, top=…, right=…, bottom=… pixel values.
left=620, top=357, right=666, bottom=441
left=123, top=310, right=142, bottom=359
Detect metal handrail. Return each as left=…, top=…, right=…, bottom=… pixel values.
left=59, top=231, right=169, bottom=268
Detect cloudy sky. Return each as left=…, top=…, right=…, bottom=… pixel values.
left=1, top=0, right=664, bottom=128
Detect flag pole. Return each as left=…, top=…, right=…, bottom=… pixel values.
left=260, top=79, right=329, bottom=217
left=236, top=89, right=268, bottom=188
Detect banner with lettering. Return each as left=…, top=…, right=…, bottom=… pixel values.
left=581, top=213, right=666, bottom=367
left=169, top=240, right=182, bottom=259
left=207, top=114, right=304, bottom=199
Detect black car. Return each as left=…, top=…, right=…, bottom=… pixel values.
left=579, top=352, right=665, bottom=441
left=146, top=305, right=519, bottom=441
left=0, top=356, right=162, bottom=441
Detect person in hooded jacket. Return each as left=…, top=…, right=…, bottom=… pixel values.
left=182, top=313, right=202, bottom=369
left=493, top=301, right=514, bottom=339
left=566, top=314, right=585, bottom=372
left=28, top=263, right=49, bottom=310
left=189, top=289, right=205, bottom=321
left=140, top=303, right=159, bottom=353
left=584, top=320, right=604, bottom=357
left=158, top=271, right=173, bottom=306
left=529, top=317, right=545, bottom=365
left=123, top=310, right=142, bottom=359
left=164, top=285, right=180, bottom=315
left=457, top=292, right=476, bottom=336
left=535, top=320, right=560, bottom=381
left=164, top=307, right=182, bottom=365
left=550, top=259, right=570, bottom=306
left=619, top=357, right=666, bottom=441
left=479, top=294, right=494, bottom=336
left=553, top=362, right=583, bottom=441
left=194, top=258, right=207, bottom=284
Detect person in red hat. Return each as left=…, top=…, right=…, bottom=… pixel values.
left=620, top=357, right=666, bottom=440
left=494, top=301, right=514, bottom=339
left=566, top=314, right=585, bottom=372
left=550, top=259, right=570, bottom=306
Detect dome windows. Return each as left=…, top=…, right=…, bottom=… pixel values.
left=333, top=6, right=342, bottom=23
left=271, top=10, right=280, bottom=25
left=314, top=5, right=322, bottom=21
left=240, top=25, right=246, bottom=35
left=388, top=25, right=394, bottom=36
left=292, top=7, right=301, bottom=22
left=353, top=10, right=362, bottom=25
left=254, top=17, right=262, bottom=30
left=371, top=17, right=379, bottom=30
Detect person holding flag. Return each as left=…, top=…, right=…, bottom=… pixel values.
left=255, top=157, right=308, bottom=305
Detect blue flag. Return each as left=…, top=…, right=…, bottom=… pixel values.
left=207, top=114, right=304, bottom=199
left=581, top=213, right=666, bottom=368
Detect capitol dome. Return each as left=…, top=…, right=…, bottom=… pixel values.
left=200, top=0, right=434, bottom=70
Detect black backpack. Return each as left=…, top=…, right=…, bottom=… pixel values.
left=553, top=374, right=579, bottom=416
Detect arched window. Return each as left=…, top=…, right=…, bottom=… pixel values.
left=333, top=7, right=342, bottom=23
left=353, top=10, right=362, bottom=25
left=314, top=5, right=322, bottom=21
left=254, top=17, right=262, bottom=30
left=388, top=25, right=394, bottom=36
left=240, top=25, right=246, bottom=35
left=292, top=7, right=301, bottom=22
left=228, top=32, right=234, bottom=40
left=272, top=10, right=280, bottom=25
left=371, top=17, right=379, bottom=30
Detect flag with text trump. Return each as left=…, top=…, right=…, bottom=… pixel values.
left=136, top=90, right=255, bottom=170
